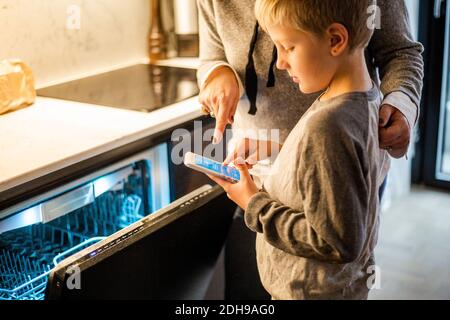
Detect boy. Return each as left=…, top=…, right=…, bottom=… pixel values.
left=207, top=0, right=388, bottom=299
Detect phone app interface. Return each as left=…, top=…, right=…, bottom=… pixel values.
left=194, top=155, right=241, bottom=181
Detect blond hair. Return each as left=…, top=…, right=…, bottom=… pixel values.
left=255, top=0, right=376, bottom=50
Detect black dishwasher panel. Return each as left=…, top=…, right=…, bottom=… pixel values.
left=46, top=185, right=234, bottom=300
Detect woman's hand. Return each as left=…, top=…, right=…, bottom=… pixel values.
left=379, top=104, right=411, bottom=158
left=199, top=66, right=240, bottom=144
left=207, top=159, right=259, bottom=210
left=223, top=138, right=282, bottom=168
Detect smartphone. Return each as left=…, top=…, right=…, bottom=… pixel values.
left=184, top=152, right=240, bottom=183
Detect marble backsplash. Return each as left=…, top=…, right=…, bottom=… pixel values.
left=0, top=0, right=151, bottom=88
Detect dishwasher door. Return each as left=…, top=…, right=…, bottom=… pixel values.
left=0, top=143, right=170, bottom=300
left=45, top=185, right=235, bottom=300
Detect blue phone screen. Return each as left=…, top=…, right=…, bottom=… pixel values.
left=194, top=155, right=241, bottom=181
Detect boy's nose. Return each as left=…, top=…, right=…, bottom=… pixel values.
left=276, top=55, right=288, bottom=71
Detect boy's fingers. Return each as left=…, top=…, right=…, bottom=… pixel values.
left=224, top=141, right=246, bottom=166
left=234, top=158, right=252, bottom=181
left=223, top=150, right=237, bottom=166
left=206, top=174, right=232, bottom=191
left=233, top=157, right=247, bottom=166
left=246, top=154, right=258, bottom=166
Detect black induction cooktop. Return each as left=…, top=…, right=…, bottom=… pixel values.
left=37, top=64, right=199, bottom=113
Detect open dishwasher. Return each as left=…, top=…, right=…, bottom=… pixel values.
left=0, top=63, right=233, bottom=300
left=0, top=143, right=173, bottom=300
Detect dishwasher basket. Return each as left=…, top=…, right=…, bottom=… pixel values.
left=0, top=185, right=143, bottom=300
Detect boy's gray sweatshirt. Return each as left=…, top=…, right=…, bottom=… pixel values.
left=245, top=87, right=386, bottom=299
left=197, top=0, right=423, bottom=299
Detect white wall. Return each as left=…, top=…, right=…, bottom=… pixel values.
left=0, top=0, right=150, bottom=88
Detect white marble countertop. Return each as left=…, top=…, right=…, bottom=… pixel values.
left=0, top=95, right=202, bottom=193
left=0, top=58, right=202, bottom=194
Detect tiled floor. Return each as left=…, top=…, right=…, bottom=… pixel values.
left=369, top=185, right=450, bottom=300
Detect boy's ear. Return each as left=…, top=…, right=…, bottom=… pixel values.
left=327, top=23, right=349, bottom=56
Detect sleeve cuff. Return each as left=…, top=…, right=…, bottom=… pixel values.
left=382, top=91, right=418, bottom=130
left=198, top=62, right=245, bottom=98
left=244, top=191, right=272, bottom=233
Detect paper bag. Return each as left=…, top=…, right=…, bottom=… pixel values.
left=0, top=59, right=36, bottom=115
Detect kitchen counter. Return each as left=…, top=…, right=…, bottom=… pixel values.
left=0, top=57, right=204, bottom=212
left=0, top=95, right=202, bottom=194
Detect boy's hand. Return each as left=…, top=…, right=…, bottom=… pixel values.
left=207, top=158, right=260, bottom=210
left=223, top=138, right=282, bottom=168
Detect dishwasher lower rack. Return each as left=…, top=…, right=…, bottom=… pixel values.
left=0, top=187, right=144, bottom=300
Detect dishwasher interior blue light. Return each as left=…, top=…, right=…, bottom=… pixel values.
left=0, top=143, right=171, bottom=300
